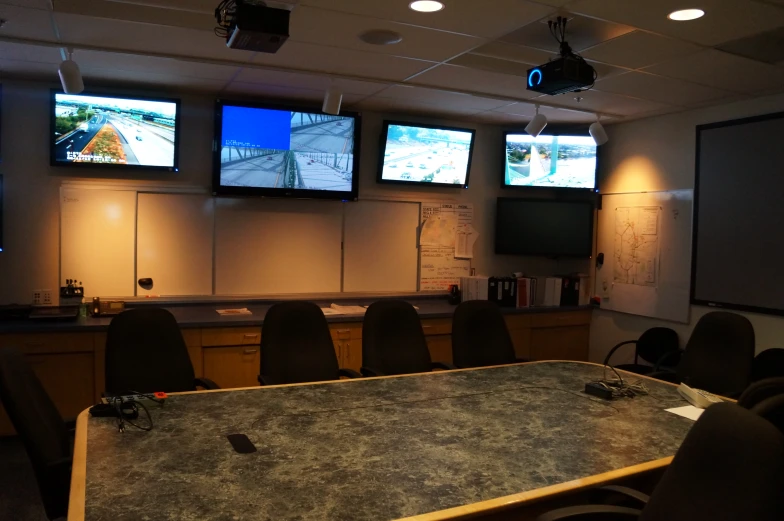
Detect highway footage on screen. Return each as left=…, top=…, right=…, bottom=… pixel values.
left=53, top=94, right=177, bottom=167
left=380, top=124, right=473, bottom=184
left=218, top=106, right=355, bottom=192
left=505, top=134, right=596, bottom=189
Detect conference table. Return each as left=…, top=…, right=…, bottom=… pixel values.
left=68, top=361, right=695, bottom=521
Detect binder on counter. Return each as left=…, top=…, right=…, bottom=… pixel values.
left=460, top=276, right=489, bottom=302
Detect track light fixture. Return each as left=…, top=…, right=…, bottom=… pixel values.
left=525, top=104, right=548, bottom=137
left=589, top=116, right=608, bottom=146
left=322, top=83, right=342, bottom=115
left=58, top=48, right=84, bottom=94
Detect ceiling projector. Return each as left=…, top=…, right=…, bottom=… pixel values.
left=215, top=0, right=290, bottom=53
left=526, top=17, right=597, bottom=96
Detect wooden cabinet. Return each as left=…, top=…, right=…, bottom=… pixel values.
left=203, top=346, right=260, bottom=389
left=201, top=327, right=261, bottom=347
left=330, top=324, right=362, bottom=373
left=530, top=326, right=590, bottom=361
left=504, top=315, right=532, bottom=360
left=425, top=335, right=453, bottom=365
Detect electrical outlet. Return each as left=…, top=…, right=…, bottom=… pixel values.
left=32, top=289, right=53, bottom=306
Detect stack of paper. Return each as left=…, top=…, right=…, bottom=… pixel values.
left=216, top=308, right=252, bottom=316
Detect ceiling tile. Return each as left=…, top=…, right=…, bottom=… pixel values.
left=371, top=85, right=514, bottom=111
left=224, top=82, right=366, bottom=105
left=470, top=41, right=556, bottom=65
left=468, top=111, right=530, bottom=124
left=0, top=3, right=60, bottom=40
left=0, top=42, right=63, bottom=64
left=233, top=68, right=387, bottom=96
left=412, top=64, right=540, bottom=100
left=500, top=13, right=635, bottom=53
left=448, top=54, right=532, bottom=76
left=299, top=0, right=556, bottom=39
left=290, top=6, right=483, bottom=62
left=581, top=30, right=703, bottom=69
left=493, top=102, right=598, bottom=123
left=81, top=68, right=228, bottom=92
left=644, top=49, right=784, bottom=94
left=251, top=41, right=434, bottom=81
left=539, top=88, right=674, bottom=117
left=717, top=27, right=784, bottom=65
left=594, top=71, right=735, bottom=106
left=352, top=96, right=483, bottom=118
left=75, top=50, right=241, bottom=82
left=567, top=0, right=784, bottom=46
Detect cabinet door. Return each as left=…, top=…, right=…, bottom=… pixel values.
left=530, top=326, right=590, bottom=362
left=203, top=346, right=260, bottom=389
left=340, top=340, right=362, bottom=373
left=0, top=353, right=96, bottom=435
left=426, top=335, right=453, bottom=365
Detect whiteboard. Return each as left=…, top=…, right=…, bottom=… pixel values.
left=137, top=193, right=214, bottom=296
left=343, top=200, right=419, bottom=292
left=595, top=190, right=693, bottom=323
left=60, top=187, right=136, bottom=298
left=214, top=198, right=343, bottom=295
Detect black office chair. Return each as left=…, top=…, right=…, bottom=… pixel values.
left=105, top=307, right=219, bottom=395
left=451, top=300, right=522, bottom=368
left=648, top=312, right=755, bottom=397
left=603, top=327, right=680, bottom=375
left=0, top=348, right=72, bottom=520
left=750, top=394, right=784, bottom=434
left=739, top=377, right=784, bottom=409
left=535, top=403, right=784, bottom=521
left=752, top=348, right=784, bottom=382
left=258, top=301, right=361, bottom=385
left=361, top=300, right=453, bottom=377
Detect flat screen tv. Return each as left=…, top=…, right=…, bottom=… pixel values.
left=50, top=91, right=180, bottom=171
left=213, top=100, right=361, bottom=200
left=504, top=133, right=597, bottom=190
left=495, top=198, right=594, bottom=257
left=377, top=121, right=475, bottom=188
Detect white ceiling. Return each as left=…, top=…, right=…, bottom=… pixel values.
left=0, top=0, right=782, bottom=125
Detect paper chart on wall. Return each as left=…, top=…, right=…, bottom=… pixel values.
left=419, top=203, right=473, bottom=291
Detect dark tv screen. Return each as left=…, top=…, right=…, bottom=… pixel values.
left=51, top=91, right=180, bottom=171
left=213, top=100, right=360, bottom=200
left=495, top=198, right=594, bottom=257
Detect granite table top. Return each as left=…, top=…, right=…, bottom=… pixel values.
left=72, top=362, right=693, bottom=521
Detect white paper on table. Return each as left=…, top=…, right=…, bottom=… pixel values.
left=454, top=224, right=479, bottom=259
left=216, top=308, right=252, bottom=316
left=665, top=405, right=704, bottom=421
left=330, top=304, right=368, bottom=314
left=321, top=307, right=343, bottom=315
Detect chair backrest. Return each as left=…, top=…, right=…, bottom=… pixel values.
left=105, top=307, right=196, bottom=395
left=752, top=348, right=784, bottom=382
left=641, top=403, right=784, bottom=521
left=260, top=301, right=339, bottom=385
left=362, top=300, right=431, bottom=375
left=738, top=377, right=784, bottom=410
left=750, top=394, right=784, bottom=434
left=636, top=327, right=680, bottom=366
left=0, top=348, right=71, bottom=520
left=677, top=311, right=755, bottom=396
left=451, top=300, right=516, bottom=368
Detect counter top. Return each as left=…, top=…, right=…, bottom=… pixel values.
left=72, top=362, right=691, bottom=521
left=0, top=298, right=592, bottom=333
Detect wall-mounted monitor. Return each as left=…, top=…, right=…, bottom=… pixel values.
left=495, top=197, right=594, bottom=257
left=213, top=100, right=361, bottom=200
left=504, top=133, right=596, bottom=190
left=50, top=91, right=180, bottom=171
left=377, top=121, right=475, bottom=188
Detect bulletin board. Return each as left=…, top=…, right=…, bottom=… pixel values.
left=594, top=190, right=693, bottom=323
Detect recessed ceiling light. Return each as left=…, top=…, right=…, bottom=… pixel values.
left=409, top=1, right=444, bottom=13
left=668, top=8, right=705, bottom=21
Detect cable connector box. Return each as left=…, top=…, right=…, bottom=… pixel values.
left=585, top=382, right=614, bottom=400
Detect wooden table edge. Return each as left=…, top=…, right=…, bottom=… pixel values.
left=66, top=360, right=681, bottom=521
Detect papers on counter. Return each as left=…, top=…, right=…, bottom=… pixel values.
left=320, top=304, right=420, bottom=316
left=216, top=308, right=252, bottom=316
left=665, top=405, right=704, bottom=421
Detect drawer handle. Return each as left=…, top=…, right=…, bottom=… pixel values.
left=243, top=349, right=258, bottom=355
left=422, top=325, right=432, bottom=329
left=243, top=334, right=259, bottom=339
left=336, top=329, right=350, bottom=334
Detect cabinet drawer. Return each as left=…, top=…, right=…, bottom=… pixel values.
left=0, top=332, right=95, bottom=355
left=425, top=335, right=453, bottom=365
left=330, top=323, right=362, bottom=341
left=203, top=346, right=260, bottom=389
left=201, top=327, right=261, bottom=347
left=504, top=314, right=532, bottom=330
left=531, top=310, right=592, bottom=329
left=421, top=318, right=452, bottom=336
left=530, top=326, right=589, bottom=362
left=181, top=328, right=202, bottom=347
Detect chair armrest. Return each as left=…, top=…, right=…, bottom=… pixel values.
left=194, top=377, right=221, bottom=390
left=595, top=485, right=650, bottom=508
left=653, top=349, right=683, bottom=372
left=338, top=368, right=362, bottom=379
left=431, top=362, right=457, bottom=371
left=361, top=367, right=385, bottom=377
left=64, top=418, right=77, bottom=432
left=603, top=340, right=637, bottom=366
left=536, top=505, right=642, bottom=521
